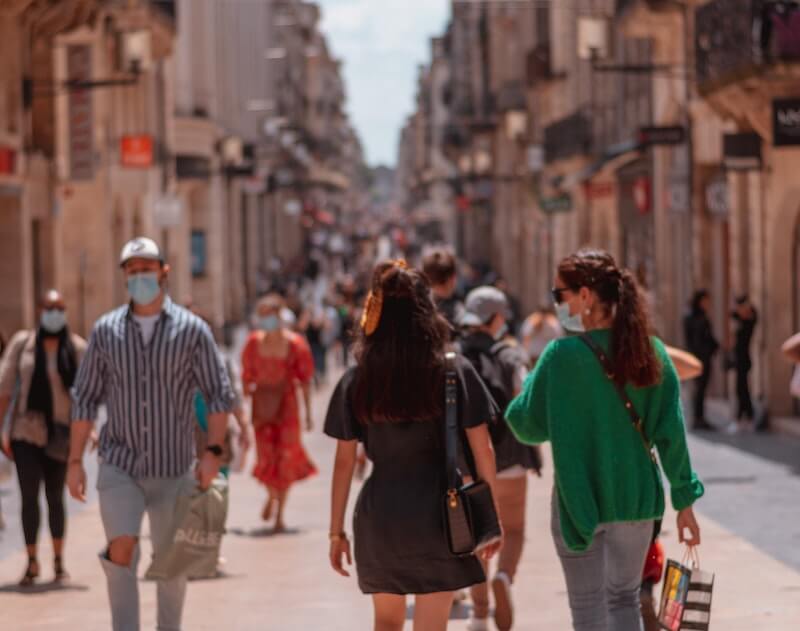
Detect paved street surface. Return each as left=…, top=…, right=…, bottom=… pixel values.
left=1, top=376, right=800, bottom=629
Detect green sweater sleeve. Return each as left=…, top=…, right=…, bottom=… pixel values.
left=651, top=341, right=705, bottom=511
left=505, top=341, right=553, bottom=445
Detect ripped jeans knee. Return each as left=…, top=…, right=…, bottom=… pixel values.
left=106, top=536, right=138, bottom=567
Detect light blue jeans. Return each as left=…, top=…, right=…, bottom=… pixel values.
left=551, top=491, right=653, bottom=631
left=97, top=463, right=195, bottom=631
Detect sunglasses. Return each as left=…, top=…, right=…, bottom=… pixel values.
left=551, top=287, right=570, bottom=304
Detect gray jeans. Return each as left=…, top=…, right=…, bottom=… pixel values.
left=551, top=491, right=653, bottom=631
left=97, top=463, right=194, bottom=631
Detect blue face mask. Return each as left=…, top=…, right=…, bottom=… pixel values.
left=259, top=315, right=282, bottom=332
left=555, top=301, right=585, bottom=333
left=127, top=272, right=161, bottom=306
left=41, top=309, right=67, bottom=334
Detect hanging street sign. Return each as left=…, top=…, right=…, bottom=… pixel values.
left=638, top=126, right=686, bottom=146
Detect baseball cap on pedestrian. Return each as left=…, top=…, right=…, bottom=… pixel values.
left=119, top=237, right=163, bottom=267
left=459, top=286, right=509, bottom=327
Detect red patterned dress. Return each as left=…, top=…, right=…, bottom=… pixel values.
left=241, top=331, right=317, bottom=491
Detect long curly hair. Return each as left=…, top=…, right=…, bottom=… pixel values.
left=558, top=249, right=661, bottom=388
left=351, top=261, right=451, bottom=423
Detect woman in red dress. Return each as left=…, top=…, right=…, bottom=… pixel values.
left=241, top=294, right=317, bottom=532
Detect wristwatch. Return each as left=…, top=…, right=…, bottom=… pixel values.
left=205, top=444, right=223, bottom=457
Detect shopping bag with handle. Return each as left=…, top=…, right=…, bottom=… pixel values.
left=145, top=476, right=229, bottom=580
left=658, top=547, right=714, bottom=630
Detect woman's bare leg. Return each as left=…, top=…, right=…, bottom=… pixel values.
left=274, top=488, right=289, bottom=532
left=262, top=487, right=276, bottom=521
left=413, top=591, right=454, bottom=631
left=373, top=593, right=406, bottom=631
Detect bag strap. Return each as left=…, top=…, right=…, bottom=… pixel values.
left=579, top=334, right=656, bottom=463
left=444, top=352, right=462, bottom=493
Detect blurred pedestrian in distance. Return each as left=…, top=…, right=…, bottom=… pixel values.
left=492, top=278, right=522, bottom=337
left=242, top=293, right=316, bottom=532
left=683, top=290, right=720, bottom=431
left=68, top=237, right=235, bottom=631
left=422, top=246, right=464, bottom=332
left=0, top=289, right=86, bottom=586
left=520, top=305, right=563, bottom=366
left=458, top=286, right=539, bottom=631
left=325, top=260, right=502, bottom=631
left=182, top=299, right=251, bottom=471
left=507, top=249, right=704, bottom=631
left=729, top=295, right=758, bottom=432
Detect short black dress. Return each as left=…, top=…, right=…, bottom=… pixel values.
left=324, top=356, right=499, bottom=595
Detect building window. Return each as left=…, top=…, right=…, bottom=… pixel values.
left=191, top=230, right=207, bottom=277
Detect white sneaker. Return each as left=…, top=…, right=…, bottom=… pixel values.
left=723, top=423, right=739, bottom=435
left=492, top=571, right=514, bottom=631
left=466, top=617, right=489, bottom=631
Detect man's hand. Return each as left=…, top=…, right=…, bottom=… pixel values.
left=67, top=461, right=87, bottom=502
left=195, top=451, right=220, bottom=490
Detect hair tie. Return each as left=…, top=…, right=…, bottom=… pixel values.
left=361, top=290, right=383, bottom=336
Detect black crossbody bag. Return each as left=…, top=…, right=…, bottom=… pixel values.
left=442, top=352, right=502, bottom=557
left=579, top=334, right=657, bottom=463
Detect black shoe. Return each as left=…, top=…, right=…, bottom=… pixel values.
left=693, top=419, right=716, bottom=431
left=19, top=557, right=39, bottom=587
left=54, top=555, right=69, bottom=582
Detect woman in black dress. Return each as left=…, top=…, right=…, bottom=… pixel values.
left=325, top=260, right=503, bottom=631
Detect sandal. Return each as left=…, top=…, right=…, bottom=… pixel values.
left=19, top=557, right=39, bottom=587
left=54, top=555, right=69, bottom=582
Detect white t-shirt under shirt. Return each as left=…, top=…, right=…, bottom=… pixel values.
left=134, top=313, right=160, bottom=346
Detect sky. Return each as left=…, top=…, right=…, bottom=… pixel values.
left=317, top=0, right=450, bottom=167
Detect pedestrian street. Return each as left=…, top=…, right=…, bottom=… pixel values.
left=1, top=376, right=799, bottom=630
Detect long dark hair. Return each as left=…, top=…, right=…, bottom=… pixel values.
left=558, top=249, right=661, bottom=388
left=351, top=261, right=450, bottom=423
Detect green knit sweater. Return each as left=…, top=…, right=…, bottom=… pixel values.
left=505, top=329, right=704, bottom=552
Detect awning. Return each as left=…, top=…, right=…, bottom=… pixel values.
left=576, top=139, right=643, bottom=183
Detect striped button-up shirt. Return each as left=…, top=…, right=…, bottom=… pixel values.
left=71, top=296, right=235, bottom=478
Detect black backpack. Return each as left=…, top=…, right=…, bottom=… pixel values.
left=461, top=340, right=515, bottom=442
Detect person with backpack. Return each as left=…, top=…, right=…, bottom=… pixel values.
left=506, top=249, right=704, bottom=631
left=457, top=286, right=541, bottom=631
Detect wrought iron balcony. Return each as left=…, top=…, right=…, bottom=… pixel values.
left=544, top=111, right=592, bottom=163
left=696, top=0, right=800, bottom=92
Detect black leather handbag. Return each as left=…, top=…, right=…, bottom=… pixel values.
left=442, top=352, right=502, bottom=557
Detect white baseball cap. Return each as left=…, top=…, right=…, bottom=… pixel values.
left=119, top=237, right=163, bottom=267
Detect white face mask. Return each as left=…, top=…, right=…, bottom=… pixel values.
left=555, top=301, right=585, bottom=333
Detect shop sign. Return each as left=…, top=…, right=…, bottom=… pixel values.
left=526, top=145, right=545, bottom=173
left=773, top=98, right=800, bottom=146
left=121, top=135, right=154, bottom=168
left=67, top=45, right=94, bottom=181
left=584, top=181, right=614, bottom=199
left=191, top=230, right=207, bottom=277
left=638, top=126, right=686, bottom=146
left=723, top=132, right=762, bottom=170
left=705, top=174, right=729, bottom=217
left=0, top=147, right=16, bottom=175
left=632, top=177, right=651, bottom=214
left=667, top=177, right=690, bottom=213
left=153, top=194, right=183, bottom=227
left=539, top=193, right=573, bottom=214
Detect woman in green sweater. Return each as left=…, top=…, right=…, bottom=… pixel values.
left=506, top=250, right=704, bottom=631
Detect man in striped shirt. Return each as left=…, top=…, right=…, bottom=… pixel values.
left=67, top=237, right=235, bottom=631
